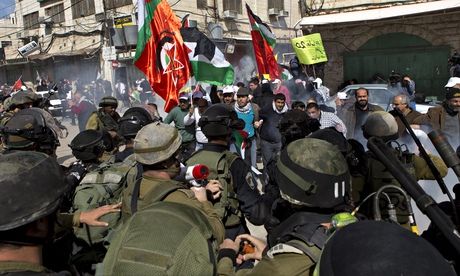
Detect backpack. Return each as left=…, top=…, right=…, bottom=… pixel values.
left=72, top=158, right=137, bottom=245
left=99, top=201, right=217, bottom=276
left=186, top=150, right=240, bottom=227
left=366, top=141, right=416, bottom=224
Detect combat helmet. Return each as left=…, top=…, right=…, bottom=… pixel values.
left=133, top=122, right=182, bottom=165
left=0, top=151, right=67, bottom=237
left=2, top=107, right=61, bottom=153
left=362, top=111, right=398, bottom=141
left=275, top=138, right=350, bottom=208
left=99, top=96, right=118, bottom=108
left=69, top=129, right=105, bottom=161
left=119, top=107, right=153, bottom=139
left=198, top=104, right=244, bottom=138
left=317, top=220, right=456, bottom=276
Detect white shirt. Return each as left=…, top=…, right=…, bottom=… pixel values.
left=184, top=107, right=208, bottom=144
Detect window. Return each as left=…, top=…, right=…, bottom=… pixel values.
left=71, top=0, right=95, bottom=19
left=268, top=0, right=284, bottom=11
left=45, top=3, right=65, bottom=23
left=197, top=0, right=207, bottom=9
left=1, top=41, right=12, bottom=47
left=223, top=0, right=242, bottom=14
left=104, top=0, right=132, bottom=9
left=23, top=12, right=39, bottom=30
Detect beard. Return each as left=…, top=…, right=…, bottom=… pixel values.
left=357, top=100, right=368, bottom=107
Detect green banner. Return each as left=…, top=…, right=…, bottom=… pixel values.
left=291, top=33, right=328, bottom=65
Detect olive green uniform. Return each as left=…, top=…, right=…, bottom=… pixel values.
left=122, top=175, right=225, bottom=243
left=218, top=251, right=315, bottom=276
left=0, top=261, right=70, bottom=275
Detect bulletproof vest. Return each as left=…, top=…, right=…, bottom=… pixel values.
left=366, top=143, right=416, bottom=224
left=186, top=149, right=240, bottom=227
left=267, top=212, right=332, bottom=263
left=100, top=201, right=217, bottom=276
left=72, top=158, right=138, bottom=245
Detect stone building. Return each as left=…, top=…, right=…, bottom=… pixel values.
left=299, top=0, right=460, bottom=99
left=0, top=0, right=302, bottom=87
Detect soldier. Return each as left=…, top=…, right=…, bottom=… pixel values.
left=186, top=104, right=276, bottom=239
left=218, top=138, right=353, bottom=275
left=85, top=96, right=121, bottom=146
left=0, top=90, right=40, bottom=126
left=360, top=111, right=448, bottom=225
left=122, top=122, right=225, bottom=243
left=116, top=107, right=154, bottom=162
left=0, top=151, right=70, bottom=275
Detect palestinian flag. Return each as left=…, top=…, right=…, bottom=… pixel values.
left=232, top=129, right=248, bottom=159
left=134, top=0, right=191, bottom=112
left=181, top=27, right=234, bottom=85
left=11, top=76, right=23, bottom=92
left=246, top=4, right=280, bottom=80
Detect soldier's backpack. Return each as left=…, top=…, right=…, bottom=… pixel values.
left=186, top=150, right=241, bottom=227
left=99, top=201, right=217, bottom=276
left=72, top=158, right=137, bottom=245
left=366, top=141, right=416, bottom=224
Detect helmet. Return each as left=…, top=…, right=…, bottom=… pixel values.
left=318, top=220, right=456, bottom=276
left=362, top=111, right=398, bottom=141
left=99, top=96, right=118, bottom=108
left=11, top=91, right=39, bottom=107
left=198, top=104, right=244, bottom=138
left=0, top=151, right=67, bottom=232
left=69, top=129, right=105, bottom=161
left=119, top=107, right=153, bottom=139
left=2, top=107, right=60, bottom=152
left=275, top=138, right=350, bottom=208
left=279, top=109, right=320, bottom=146
left=133, top=122, right=182, bottom=165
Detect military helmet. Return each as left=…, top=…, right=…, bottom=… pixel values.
left=119, top=107, right=153, bottom=139
left=198, top=104, right=244, bottom=138
left=318, top=220, right=456, bottom=276
left=99, top=96, right=118, bottom=108
left=133, top=122, right=182, bottom=165
left=275, top=138, right=350, bottom=208
left=69, top=129, right=105, bottom=161
left=0, top=151, right=67, bottom=231
left=362, top=111, right=398, bottom=141
left=2, top=107, right=60, bottom=151
left=11, top=91, right=39, bottom=106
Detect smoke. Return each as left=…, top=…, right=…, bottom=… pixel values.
left=234, top=55, right=256, bottom=84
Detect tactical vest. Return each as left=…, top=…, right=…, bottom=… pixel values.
left=366, top=142, right=416, bottom=224
left=99, top=201, right=217, bottom=276
left=267, top=212, right=332, bottom=264
left=72, top=158, right=137, bottom=245
left=186, top=150, right=240, bottom=227
left=93, top=110, right=120, bottom=132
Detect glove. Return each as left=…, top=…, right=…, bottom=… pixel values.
left=67, top=161, right=87, bottom=182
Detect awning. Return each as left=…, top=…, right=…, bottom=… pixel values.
left=299, top=0, right=460, bottom=26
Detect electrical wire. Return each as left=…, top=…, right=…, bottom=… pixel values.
left=0, top=0, right=86, bottom=40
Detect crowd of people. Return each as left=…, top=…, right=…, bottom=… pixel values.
left=0, top=66, right=458, bottom=276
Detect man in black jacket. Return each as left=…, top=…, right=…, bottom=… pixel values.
left=259, top=93, right=288, bottom=168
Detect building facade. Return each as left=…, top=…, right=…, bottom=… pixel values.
left=0, top=0, right=302, bottom=87
left=299, top=0, right=460, bottom=99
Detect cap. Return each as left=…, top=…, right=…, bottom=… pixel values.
left=222, top=86, right=235, bottom=94
left=446, top=87, right=460, bottom=100
left=337, top=92, right=348, bottom=100
left=272, top=79, right=281, bottom=84
left=445, top=77, right=460, bottom=88
left=178, top=93, right=189, bottom=101
left=236, top=87, right=250, bottom=96
left=192, top=91, right=204, bottom=99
